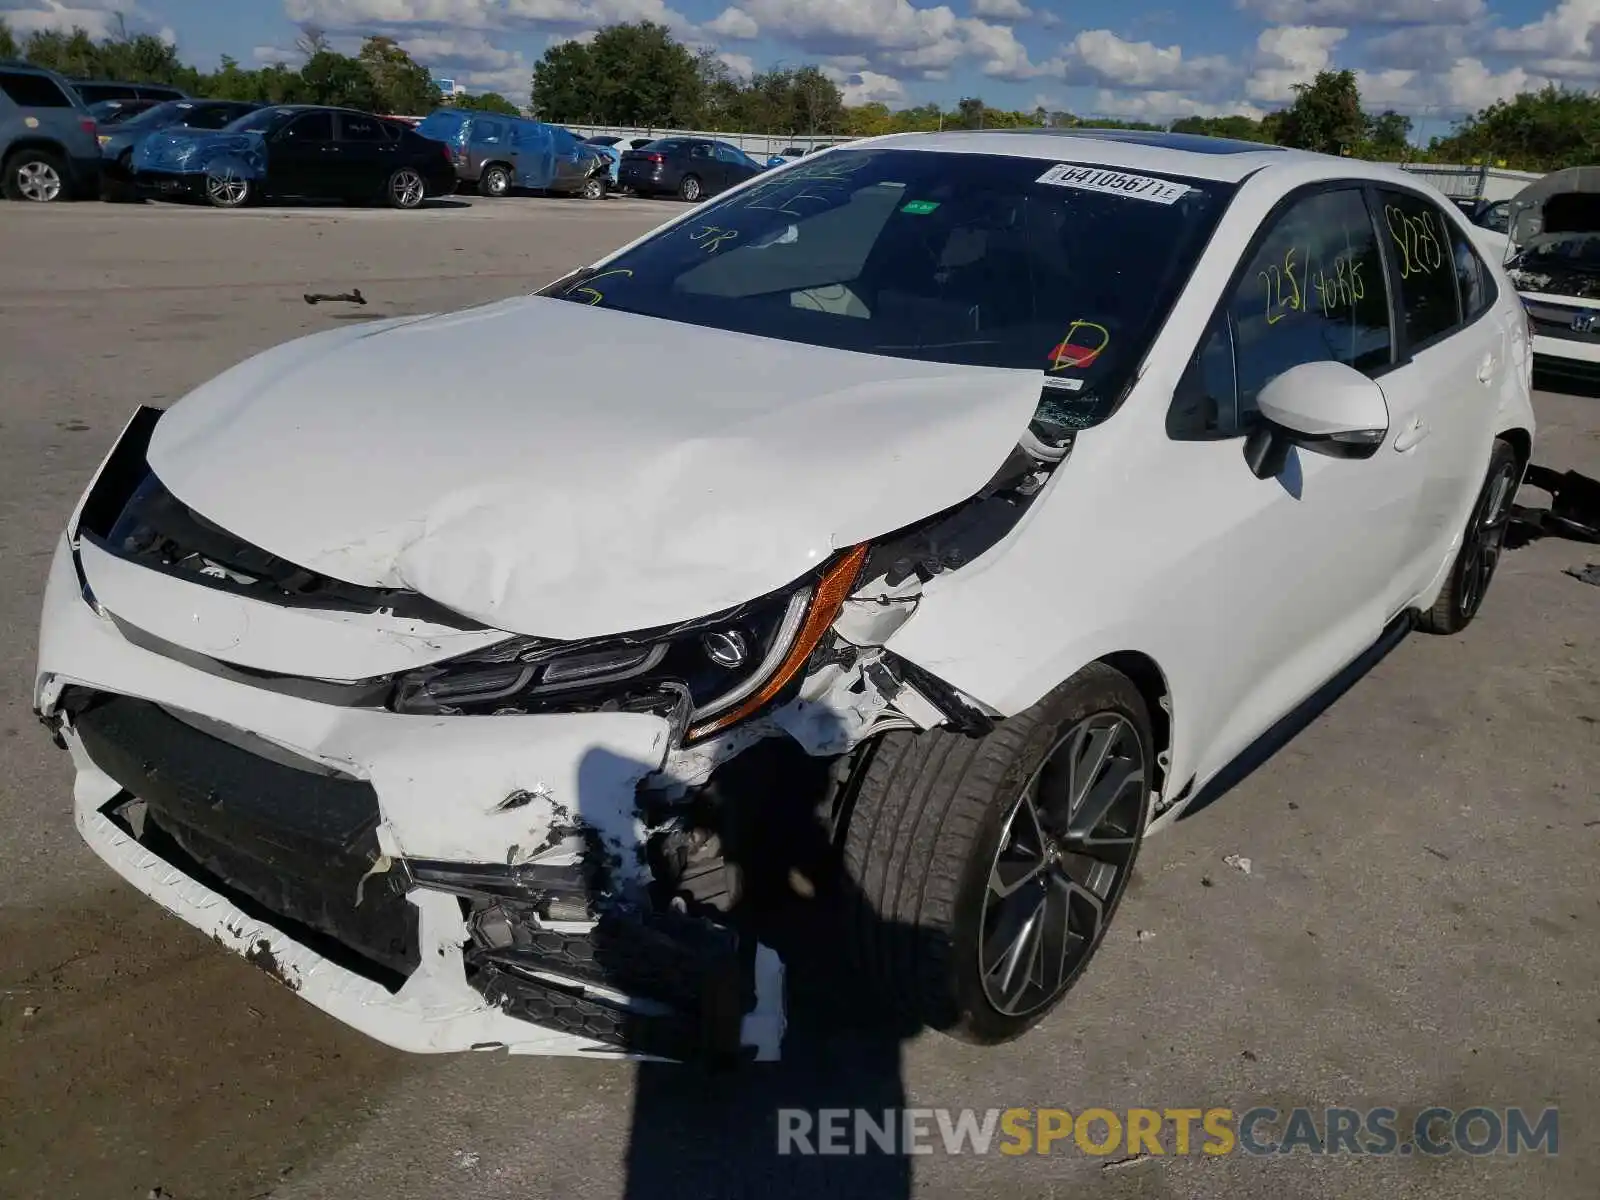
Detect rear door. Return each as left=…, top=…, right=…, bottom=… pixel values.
left=334, top=111, right=395, bottom=196
left=1368, top=186, right=1498, bottom=598
left=267, top=109, right=335, bottom=196
left=685, top=140, right=722, bottom=191
left=713, top=142, right=758, bottom=192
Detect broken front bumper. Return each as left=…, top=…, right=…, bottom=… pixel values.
left=36, top=534, right=783, bottom=1061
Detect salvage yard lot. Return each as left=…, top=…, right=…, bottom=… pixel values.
left=1, top=197, right=1597, bottom=1200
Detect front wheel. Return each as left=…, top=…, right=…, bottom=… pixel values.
left=386, top=167, right=426, bottom=210
left=203, top=168, right=252, bottom=208
left=839, top=662, right=1152, bottom=1044
left=1417, top=439, right=1520, bottom=634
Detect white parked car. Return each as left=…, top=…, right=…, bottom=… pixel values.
left=35, top=129, right=1536, bottom=1062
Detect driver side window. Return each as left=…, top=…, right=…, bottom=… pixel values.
left=1172, top=187, right=1393, bottom=439
left=279, top=111, right=333, bottom=142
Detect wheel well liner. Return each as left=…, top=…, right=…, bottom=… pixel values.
left=1097, top=651, right=1172, bottom=798
left=1497, top=426, right=1532, bottom=474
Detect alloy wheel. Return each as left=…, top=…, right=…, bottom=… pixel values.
left=681, top=176, right=701, bottom=201
left=1458, top=458, right=1519, bottom=619
left=391, top=169, right=424, bottom=208
left=205, top=170, right=249, bottom=207
left=17, top=160, right=62, bottom=202
left=978, top=712, right=1146, bottom=1017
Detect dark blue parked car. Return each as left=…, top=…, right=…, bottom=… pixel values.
left=99, top=99, right=261, bottom=197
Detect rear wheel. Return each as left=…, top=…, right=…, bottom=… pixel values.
left=4, top=149, right=68, bottom=202
left=580, top=174, right=606, bottom=201
left=203, top=168, right=251, bottom=208
left=387, top=167, right=426, bottom=210
left=479, top=164, right=511, bottom=198
left=678, top=173, right=702, bottom=202
left=839, top=663, right=1152, bottom=1044
left=1418, top=439, right=1520, bottom=634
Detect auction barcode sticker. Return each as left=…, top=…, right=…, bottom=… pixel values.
left=1036, top=164, right=1190, bottom=204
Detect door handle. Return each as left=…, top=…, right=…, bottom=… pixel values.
left=1393, top=416, right=1431, bottom=453
left=1476, top=354, right=1497, bottom=383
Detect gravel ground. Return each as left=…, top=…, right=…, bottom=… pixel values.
left=0, top=196, right=1596, bottom=1200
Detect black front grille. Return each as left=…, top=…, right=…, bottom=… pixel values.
left=73, top=693, right=419, bottom=987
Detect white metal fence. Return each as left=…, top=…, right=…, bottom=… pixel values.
left=1397, top=163, right=1544, bottom=202
left=558, top=124, right=852, bottom=158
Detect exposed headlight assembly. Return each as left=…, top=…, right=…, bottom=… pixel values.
left=390, top=544, right=869, bottom=743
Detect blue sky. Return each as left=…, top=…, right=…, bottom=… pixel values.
left=0, top=0, right=1585, bottom=134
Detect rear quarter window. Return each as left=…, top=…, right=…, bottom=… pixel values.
left=0, top=72, right=75, bottom=108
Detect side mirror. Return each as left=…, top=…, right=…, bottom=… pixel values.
left=1244, top=360, right=1390, bottom=480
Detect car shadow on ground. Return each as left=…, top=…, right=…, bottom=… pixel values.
left=576, top=720, right=937, bottom=1200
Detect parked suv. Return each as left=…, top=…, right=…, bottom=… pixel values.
left=0, top=60, right=100, bottom=202
left=69, top=79, right=189, bottom=105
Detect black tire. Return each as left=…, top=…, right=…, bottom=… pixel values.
left=580, top=174, right=606, bottom=201
left=1417, top=439, right=1520, bottom=635
left=677, top=173, right=702, bottom=202
left=839, top=662, right=1152, bottom=1044
left=202, top=169, right=252, bottom=209
left=3, top=147, right=70, bottom=202
left=479, top=164, right=511, bottom=198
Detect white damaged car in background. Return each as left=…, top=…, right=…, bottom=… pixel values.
left=35, top=129, right=1535, bottom=1063
left=1502, top=164, right=1600, bottom=387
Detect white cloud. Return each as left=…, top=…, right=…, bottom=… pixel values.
left=1354, top=56, right=1550, bottom=113
left=968, top=0, right=1031, bottom=20
left=706, top=6, right=758, bottom=38
left=285, top=0, right=692, bottom=36
left=401, top=29, right=520, bottom=69
left=821, top=64, right=906, bottom=103
left=1364, top=23, right=1474, bottom=70
left=1245, top=23, right=1346, bottom=103
left=0, top=0, right=132, bottom=39
left=1046, top=29, right=1233, bottom=90
left=1086, top=87, right=1267, bottom=121
left=1236, top=0, right=1484, bottom=22
left=718, top=50, right=755, bottom=77
left=1484, top=0, right=1600, bottom=61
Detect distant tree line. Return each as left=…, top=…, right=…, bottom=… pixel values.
left=6, top=16, right=1600, bottom=170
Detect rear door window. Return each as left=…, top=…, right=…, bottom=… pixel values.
left=339, top=113, right=388, bottom=143
left=0, top=72, right=75, bottom=108
left=1378, top=189, right=1462, bottom=349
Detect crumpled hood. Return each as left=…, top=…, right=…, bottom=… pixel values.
left=133, top=129, right=264, bottom=175
left=146, top=296, right=1044, bottom=641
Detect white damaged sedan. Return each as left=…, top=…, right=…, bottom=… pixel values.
left=36, top=129, right=1536, bottom=1062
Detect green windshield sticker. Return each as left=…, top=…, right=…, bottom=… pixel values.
left=901, top=199, right=940, bottom=214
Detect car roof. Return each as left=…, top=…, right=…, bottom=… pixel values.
left=838, top=128, right=1401, bottom=185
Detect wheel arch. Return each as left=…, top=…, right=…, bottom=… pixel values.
left=1496, top=425, right=1533, bottom=475
left=1095, top=651, right=1173, bottom=801
left=481, top=159, right=513, bottom=178
left=3, top=136, right=69, bottom=165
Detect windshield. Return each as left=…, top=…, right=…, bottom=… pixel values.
left=225, top=106, right=288, bottom=135
left=547, top=149, right=1230, bottom=421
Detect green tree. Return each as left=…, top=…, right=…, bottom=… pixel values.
left=300, top=48, right=378, bottom=109
left=1170, top=114, right=1273, bottom=142
left=0, top=19, right=17, bottom=59
left=1275, top=68, right=1365, bottom=155
left=954, top=96, right=985, bottom=129
left=455, top=91, right=522, bottom=116
left=530, top=22, right=703, bottom=126
left=359, top=35, right=437, bottom=114
left=1432, top=85, right=1600, bottom=170
left=530, top=39, right=595, bottom=123
left=1364, top=109, right=1412, bottom=158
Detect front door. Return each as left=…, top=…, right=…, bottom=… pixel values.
left=268, top=110, right=336, bottom=197
left=1166, top=184, right=1422, bottom=780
